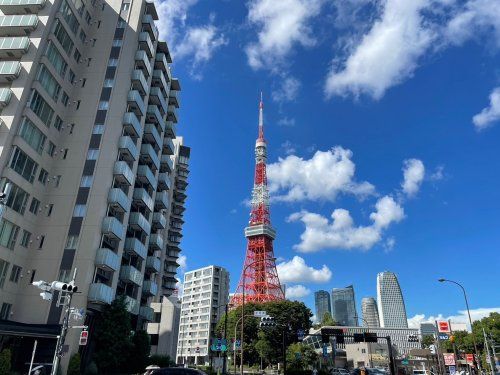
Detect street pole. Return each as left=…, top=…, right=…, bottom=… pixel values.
left=438, top=279, right=482, bottom=372
left=483, top=328, right=495, bottom=375
left=51, top=291, right=73, bottom=375
left=28, top=340, right=37, bottom=375
left=386, top=336, right=396, bottom=375
left=282, top=329, right=287, bottom=375
left=223, top=303, right=228, bottom=374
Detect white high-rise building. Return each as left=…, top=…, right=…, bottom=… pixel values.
left=361, top=297, right=380, bottom=327
left=177, top=265, right=230, bottom=366
left=377, top=271, right=408, bottom=328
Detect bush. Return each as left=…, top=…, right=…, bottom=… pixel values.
left=148, top=354, right=176, bottom=368
left=67, top=353, right=81, bottom=375
left=0, top=349, right=11, bottom=375
left=83, top=362, right=98, bottom=375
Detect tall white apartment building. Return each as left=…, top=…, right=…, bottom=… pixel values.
left=0, top=0, right=189, bottom=371
left=377, top=271, right=408, bottom=328
left=177, top=265, right=230, bottom=366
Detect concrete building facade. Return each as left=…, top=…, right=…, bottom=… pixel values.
left=377, top=271, right=408, bottom=328
left=314, top=290, right=332, bottom=322
left=176, top=265, right=230, bottom=366
left=332, top=285, right=358, bottom=326
left=0, top=0, right=189, bottom=370
left=362, top=297, right=380, bottom=328
left=147, top=295, right=181, bottom=360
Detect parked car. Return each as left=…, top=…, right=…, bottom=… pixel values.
left=331, top=368, right=350, bottom=375
left=150, top=368, right=208, bottom=375
left=352, top=368, right=389, bottom=375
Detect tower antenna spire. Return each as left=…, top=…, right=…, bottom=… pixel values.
left=258, top=92, right=264, bottom=140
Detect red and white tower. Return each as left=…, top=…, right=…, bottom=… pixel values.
left=231, top=95, right=285, bottom=305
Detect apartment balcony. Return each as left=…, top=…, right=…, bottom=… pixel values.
left=113, top=161, right=134, bottom=186
left=0, top=61, right=20, bottom=82
left=152, top=69, right=169, bottom=95
left=120, top=265, right=143, bottom=287
left=0, top=36, right=28, bottom=59
left=165, top=254, right=179, bottom=266
left=124, top=237, right=147, bottom=259
left=155, top=190, right=169, bottom=210
left=157, top=172, right=171, bottom=191
left=154, top=53, right=169, bottom=75
left=131, top=69, right=149, bottom=96
left=145, top=256, right=161, bottom=273
left=88, top=283, right=115, bottom=304
left=132, top=188, right=154, bottom=212
left=144, top=123, right=162, bottom=149
left=0, top=87, right=12, bottom=108
left=135, top=50, right=151, bottom=77
left=166, top=105, right=178, bottom=123
left=118, top=135, right=138, bottom=162
left=168, top=234, right=181, bottom=244
left=164, top=120, right=175, bottom=138
left=146, top=104, right=165, bottom=131
left=140, top=143, right=160, bottom=171
left=0, top=0, right=45, bottom=14
left=122, top=112, right=142, bottom=138
left=152, top=212, right=166, bottom=229
left=142, top=280, right=158, bottom=296
left=149, top=87, right=168, bottom=115
left=95, top=248, right=120, bottom=272
left=169, top=89, right=180, bottom=108
left=0, top=15, right=38, bottom=36
left=138, top=31, right=154, bottom=58
left=176, top=178, right=188, bottom=191
left=136, top=165, right=157, bottom=190
left=127, top=90, right=146, bottom=117
left=162, top=137, right=174, bottom=155
left=169, top=220, right=183, bottom=233
left=149, top=233, right=163, bottom=251
left=160, top=154, right=173, bottom=173
left=141, top=14, right=158, bottom=41
left=145, top=1, right=158, bottom=21
left=139, top=305, right=154, bottom=321
left=174, top=190, right=187, bottom=203
left=128, top=212, right=151, bottom=235
left=124, top=295, right=139, bottom=315
left=101, top=216, right=125, bottom=241
left=107, top=188, right=130, bottom=213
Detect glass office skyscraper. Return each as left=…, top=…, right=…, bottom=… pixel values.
left=332, top=285, right=358, bottom=326
left=314, top=290, right=332, bottom=322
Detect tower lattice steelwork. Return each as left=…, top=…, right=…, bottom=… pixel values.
left=231, top=95, right=285, bottom=305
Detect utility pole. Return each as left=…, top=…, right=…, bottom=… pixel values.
left=386, top=336, right=396, bottom=375
left=483, top=328, right=495, bottom=375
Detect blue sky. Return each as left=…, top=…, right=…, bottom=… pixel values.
left=155, top=0, right=500, bottom=325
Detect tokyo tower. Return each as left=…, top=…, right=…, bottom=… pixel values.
left=230, top=94, right=285, bottom=305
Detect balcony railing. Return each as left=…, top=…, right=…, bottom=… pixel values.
left=135, top=50, right=151, bottom=77
left=145, top=256, right=161, bottom=273
left=141, top=14, right=158, bottom=41
left=0, top=88, right=11, bottom=108
left=152, top=212, right=167, bottom=229
left=152, top=69, right=169, bottom=96
left=0, top=15, right=38, bottom=36
left=167, top=104, right=178, bottom=123
left=0, top=36, right=29, bottom=58
left=123, top=111, right=142, bottom=138
left=136, top=164, right=157, bottom=190
left=88, top=283, right=115, bottom=304
left=157, top=172, right=171, bottom=191
left=138, top=31, right=154, bottom=58
left=101, top=216, right=125, bottom=240
left=146, top=104, right=165, bottom=131
left=124, top=237, right=147, bottom=259
left=0, top=0, right=45, bottom=14
left=118, top=135, right=139, bottom=162
left=113, top=161, right=134, bottom=186
left=131, top=69, right=149, bottom=96
left=132, top=188, right=154, bottom=212
left=149, top=87, right=168, bottom=115
left=162, top=137, right=174, bottom=155
left=155, top=190, right=169, bottom=210
left=160, top=154, right=173, bottom=173
left=155, top=53, right=168, bottom=75
left=120, top=265, right=143, bottom=287
left=164, top=120, right=175, bottom=138
left=124, top=295, right=140, bottom=315
left=127, top=90, right=146, bottom=117
left=128, top=212, right=151, bottom=235
left=107, top=188, right=130, bottom=213
left=169, top=89, right=180, bottom=108
left=95, top=248, right=120, bottom=271
left=140, top=143, right=160, bottom=171
left=139, top=305, right=154, bottom=321
left=144, top=123, right=162, bottom=149
left=0, top=61, right=20, bottom=82
left=142, top=280, right=158, bottom=296
left=149, top=233, right=163, bottom=251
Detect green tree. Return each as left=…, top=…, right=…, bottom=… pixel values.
left=255, top=331, right=273, bottom=365
left=148, top=354, right=175, bottom=368
left=421, top=335, right=435, bottom=349
left=321, top=312, right=336, bottom=326
left=286, top=342, right=318, bottom=370
left=0, top=349, right=11, bottom=375
left=93, top=296, right=133, bottom=373
left=129, top=330, right=151, bottom=373
left=67, top=353, right=81, bottom=375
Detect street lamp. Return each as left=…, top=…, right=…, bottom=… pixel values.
left=234, top=314, right=256, bottom=375
left=240, top=256, right=276, bottom=375
left=438, top=278, right=482, bottom=371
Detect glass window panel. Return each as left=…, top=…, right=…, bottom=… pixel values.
left=20, top=229, right=31, bottom=247
left=18, top=118, right=46, bottom=154
left=52, top=19, right=74, bottom=55
left=36, top=65, right=61, bottom=101
left=10, top=147, right=38, bottom=183
left=44, top=41, right=67, bottom=78
left=5, top=182, right=29, bottom=214
left=0, top=220, right=19, bottom=250
left=29, top=90, right=54, bottom=127
left=29, top=197, right=40, bottom=214
left=59, top=0, right=79, bottom=35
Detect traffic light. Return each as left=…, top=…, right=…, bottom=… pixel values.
left=408, top=335, right=419, bottom=343
left=79, top=330, right=88, bottom=346
left=364, top=333, right=378, bottom=343
left=260, top=316, right=276, bottom=328
left=51, top=281, right=78, bottom=293
left=449, top=335, right=455, bottom=344
left=354, top=333, right=364, bottom=343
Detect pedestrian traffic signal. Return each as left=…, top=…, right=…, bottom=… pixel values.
left=364, top=333, right=378, bottom=343
left=260, top=316, right=276, bottom=327
left=79, top=330, right=88, bottom=346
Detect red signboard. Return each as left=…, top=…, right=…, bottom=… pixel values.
left=79, top=330, right=88, bottom=346
left=466, top=354, right=475, bottom=366
left=437, top=321, right=450, bottom=333
left=443, top=353, right=456, bottom=366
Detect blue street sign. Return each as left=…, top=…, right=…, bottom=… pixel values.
left=402, top=360, right=409, bottom=365
left=323, top=345, right=328, bottom=358
left=439, top=334, right=450, bottom=340
left=297, top=329, right=305, bottom=341
left=449, top=366, right=456, bottom=375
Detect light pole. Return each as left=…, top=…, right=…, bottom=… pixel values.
left=240, top=257, right=276, bottom=375
left=355, top=315, right=373, bottom=368
left=234, top=314, right=255, bottom=375
left=216, top=302, right=233, bottom=374
left=438, top=278, right=482, bottom=372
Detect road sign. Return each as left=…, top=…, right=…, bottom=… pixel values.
left=466, top=354, right=474, bottom=366
left=439, top=333, right=450, bottom=340
left=438, top=321, right=450, bottom=333
left=402, top=360, right=409, bottom=365
left=297, top=329, right=305, bottom=341
left=295, top=352, right=301, bottom=360
left=322, top=345, right=328, bottom=358
left=449, top=366, right=456, bottom=375
left=254, top=310, right=267, bottom=317
left=443, top=353, right=456, bottom=366
left=234, top=339, right=241, bottom=349
left=79, top=330, right=88, bottom=346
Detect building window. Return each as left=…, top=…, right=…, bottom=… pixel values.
left=38, top=235, right=45, bottom=249
left=36, top=65, right=61, bottom=101
left=108, top=58, right=118, bottom=67
left=29, top=269, right=36, bottom=283
left=80, top=175, right=93, bottom=187
left=73, top=48, right=81, bottom=63
left=5, top=183, right=29, bottom=214
left=98, top=101, right=108, bottom=110
left=47, top=204, right=54, bottom=216
left=29, top=90, right=54, bottom=127
left=9, top=265, right=21, bottom=283
left=45, top=41, right=68, bottom=78
left=18, top=118, right=46, bottom=154
left=0, top=259, right=9, bottom=288
left=68, top=69, right=76, bottom=84
left=61, top=91, right=69, bottom=106
left=79, top=29, right=86, bottom=43
left=117, top=18, right=126, bottom=28
left=86, top=149, right=99, bottom=160
left=10, top=147, right=38, bottom=183
left=0, top=303, right=11, bottom=319
left=53, top=116, right=63, bottom=131
left=47, top=142, right=56, bottom=157
left=20, top=230, right=31, bottom=247
left=29, top=198, right=40, bottom=214
left=62, top=149, right=68, bottom=159
left=73, top=204, right=86, bottom=217
left=54, top=175, right=62, bottom=187
left=121, top=3, right=129, bottom=11
left=58, top=269, right=71, bottom=282
left=0, top=220, right=19, bottom=250
left=92, top=124, right=104, bottom=134
left=38, top=168, right=49, bottom=185
left=53, top=19, right=74, bottom=55
left=85, top=11, right=91, bottom=24
left=71, top=0, right=85, bottom=15
left=65, top=235, right=79, bottom=249
left=112, top=39, right=122, bottom=47
left=104, top=79, right=114, bottom=87
left=59, top=0, right=79, bottom=35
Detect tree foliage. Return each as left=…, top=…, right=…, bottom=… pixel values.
left=67, top=353, right=81, bottom=375
left=286, top=342, right=318, bottom=370
left=129, top=330, right=151, bottom=373
left=148, top=355, right=176, bottom=368
left=0, top=349, right=11, bottom=375
left=421, top=335, right=435, bottom=349
left=321, top=312, right=336, bottom=327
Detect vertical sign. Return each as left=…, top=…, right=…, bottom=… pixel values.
left=437, top=321, right=450, bottom=333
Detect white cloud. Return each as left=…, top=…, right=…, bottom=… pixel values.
left=472, top=87, right=500, bottom=131
left=154, top=0, right=198, bottom=43
left=178, top=254, right=187, bottom=272
left=288, top=195, right=405, bottom=252
left=430, top=165, right=445, bottom=181
left=267, top=147, right=375, bottom=202
left=245, top=0, right=322, bottom=70
left=272, top=77, right=301, bottom=102
left=402, top=159, right=425, bottom=197
left=407, top=307, right=500, bottom=329
left=277, top=256, right=332, bottom=284
left=325, top=0, right=436, bottom=99
left=285, top=284, right=311, bottom=299
left=280, top=141, right=296, bottom=155
left=277, top=117, right=296, bottom=127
